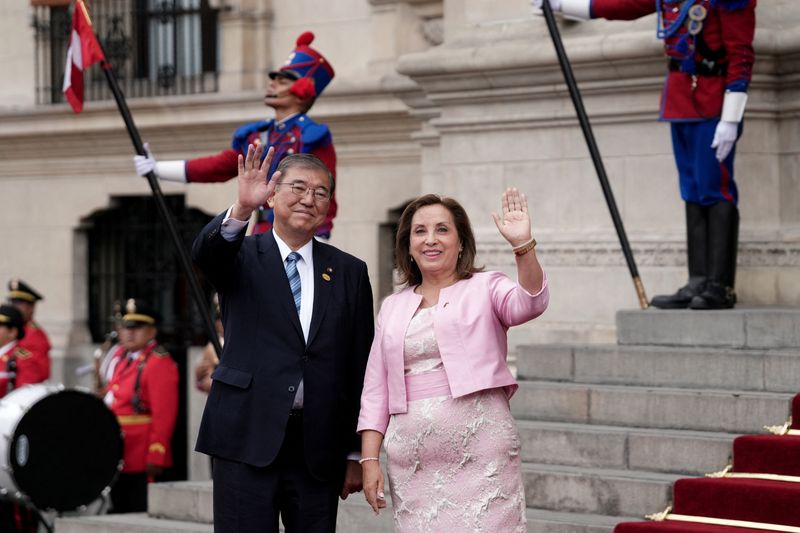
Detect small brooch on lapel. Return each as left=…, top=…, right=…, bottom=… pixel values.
left=322, top=267, right=333, bottom=282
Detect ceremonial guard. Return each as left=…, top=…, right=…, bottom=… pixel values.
left=134, top=32, right=339, bottom=238
left=0, top=305, right=35, bottom=398
left=104, top=299, right=179, bottom=513
left=6, top=279, right=50, bottom=379
left=534, top=0, right=756, bottom=309
left=0, top=305, right=39, bottom=531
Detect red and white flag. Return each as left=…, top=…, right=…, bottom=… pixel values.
left=62, top=0, right=105, bottom=113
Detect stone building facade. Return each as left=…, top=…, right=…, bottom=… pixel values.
left=1, top=0, right=798, bottom=383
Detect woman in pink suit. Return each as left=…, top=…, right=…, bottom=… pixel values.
left=358, top=188, right=549, bottom=532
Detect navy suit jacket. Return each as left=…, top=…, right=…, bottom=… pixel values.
left=192, top=212, right=374, bottom=482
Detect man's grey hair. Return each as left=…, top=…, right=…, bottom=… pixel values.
left=275, top=153, right=334, bottom=194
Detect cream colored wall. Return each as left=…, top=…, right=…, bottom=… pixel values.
left=0, top=3, right=37, bottom=109
left=1, top=0, right=798, bottom=371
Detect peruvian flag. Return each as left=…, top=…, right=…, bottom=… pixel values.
left=62, top=0, right=105, bottom=113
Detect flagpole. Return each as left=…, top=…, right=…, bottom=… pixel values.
left=76, top=0, right=222, bottom=356
left=540, top=0, right=649, bottom=309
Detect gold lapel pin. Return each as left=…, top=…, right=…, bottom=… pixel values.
left=322, top=273, right=331, bottom=281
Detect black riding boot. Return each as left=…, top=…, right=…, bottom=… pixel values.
left=651, top=203, right=708, bottom=309
left=689, top=201, right=739, bottom=309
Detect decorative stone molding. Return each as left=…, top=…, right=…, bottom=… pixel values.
left=421, top=17, right=444, bottom=46
left=368, top=0, right=443, bottom=46
left=479, top=240, right=800, bottom=269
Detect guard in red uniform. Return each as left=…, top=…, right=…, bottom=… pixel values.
left=0, top=305, right=39, bottom=532
left=6, top=279, right=50, bottom=383
left=0, top=304, right=44, bottom=398
left=104, top=299, right=179, bottom=513
left=0, top=305, right=29, bottom=396
left=534, top=0, right=756, bottom=309
left=134, top=31, right=339, bottom=238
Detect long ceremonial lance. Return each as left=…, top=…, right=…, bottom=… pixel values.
left=78, top=1, right=222, bottom=356
left=540, top=0, right=649, bottom=309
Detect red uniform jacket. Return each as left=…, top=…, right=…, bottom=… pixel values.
left=590, top=0, right=755, bottom=121
left=17, top=322, right=51, bottom=383
left=0, top=340, right=47, bottom=398
left=106, top=341, right=179, bottom=473
left=184, top=115, right=338, bottom=236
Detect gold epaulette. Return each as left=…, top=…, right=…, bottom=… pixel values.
left=149, top=442, right=167, bottom=454
left=152, top=345, right=170, bottom=358
left=12, top=347, right=31, bottom=359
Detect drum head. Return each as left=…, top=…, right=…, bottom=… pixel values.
left=9, top=389, right=122, bottom=511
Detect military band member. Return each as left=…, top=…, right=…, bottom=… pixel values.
left=533, top=0, right=756, bottom=309
left=0, top=305, right=34, bottom=398
left=94, top=301, right=125, bottom=393
left=134, top=31, right=339, bottom=238
left=6, top=279, right=50, bottom=379
left=104, top=299, right=179, bottom=513
left=0, top=305, right=41, bottom=531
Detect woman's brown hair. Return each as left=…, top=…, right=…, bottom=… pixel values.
left=395, top=194, right=483, bottom=287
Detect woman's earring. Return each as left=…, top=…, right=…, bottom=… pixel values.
left=410, top=256, right=415, bottom=263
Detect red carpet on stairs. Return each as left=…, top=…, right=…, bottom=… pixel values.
left=616, top=521, right=774, bottom=532
left=615, top=394, right=800, bottom=532
left=672, top=478, right=800, bottom=526
left=733, top=435, right=800, bottom=475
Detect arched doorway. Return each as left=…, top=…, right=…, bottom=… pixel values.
left=82, top=194, right=214, bottom=482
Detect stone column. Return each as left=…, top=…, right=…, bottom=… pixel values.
left=217, top=0, right=274, bottom=93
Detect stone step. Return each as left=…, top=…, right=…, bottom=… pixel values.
left=518, top=344, right=800, bottom=393
left=56, top=498, right=395, bottom=533
left=526, top=508, right=638, bottom=533
left=149, top=480, right=395, bottom=531
left=55, top=513, right=213, bottom=533
left=522, top=463, right=679, bottom=517
left=616, top=308, right=800, bottom=349
left=55, top=504, right=636, bottom=533
left=511, top=381, right=794, bottom=433
left=518, top=420, right=736, bottom=475
left=149, top=481, right=212, bottom=524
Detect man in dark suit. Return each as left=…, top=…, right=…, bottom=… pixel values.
left=192, top=144, right=374, bottom=533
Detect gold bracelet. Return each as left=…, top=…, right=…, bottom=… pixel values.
left=512, top=238, right=537, bottom=256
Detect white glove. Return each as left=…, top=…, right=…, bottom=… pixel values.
left=133, top=142, right=157, bottom=177
left=710, top=120, right=738, bottom=162
left=531, top=0, right=563, bottom=12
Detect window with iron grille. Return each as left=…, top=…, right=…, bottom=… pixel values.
left=32, top=0, right=219, bottom=106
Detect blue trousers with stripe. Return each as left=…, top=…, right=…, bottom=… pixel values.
left=670, top=119, right=743, bottom=206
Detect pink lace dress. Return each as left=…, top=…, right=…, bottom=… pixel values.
left=383, top=305, right=527, bottom=533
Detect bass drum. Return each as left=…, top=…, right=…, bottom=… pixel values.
left=0, top=384, right=123, bottom=511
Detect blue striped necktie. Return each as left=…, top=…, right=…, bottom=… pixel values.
left=285, top=252, right=302, bottom=314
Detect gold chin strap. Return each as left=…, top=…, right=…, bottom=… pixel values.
left=646, top=505, right=800, bottom=532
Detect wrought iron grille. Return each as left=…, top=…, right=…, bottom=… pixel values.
left=82, top=194, right=214, bottom=481
left=84, top=194, right=214, bottom=347
left=82, top=195, right=212, bottom=480
left=32, top=0, right=219, bottom=106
